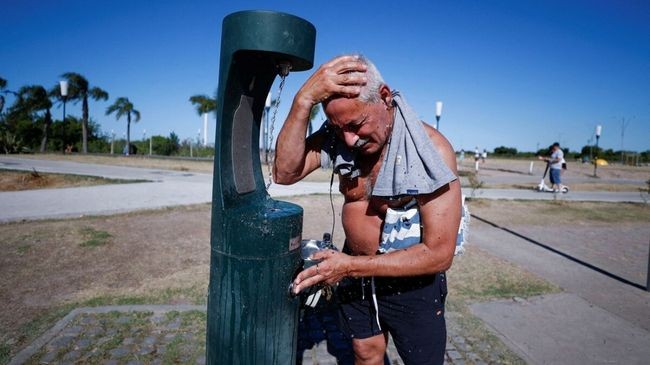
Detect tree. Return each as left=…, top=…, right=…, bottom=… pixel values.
left=189, top=94, right=216, bottom=146
left=0, top=77, right=19, bottom=122
left=3, top=85, right=53, bottom=152
left=0, top=77, right=7, bottom=117
left=60, top=72, right=109, bottom=153
left=493, top=146, right=518, bottom=156
left=17, top=85, right=54, bottom=152
left=106, top=97, right=140, bottom=156
left=189, top=94, right=217, bottom=116
left=49, top=116, right=82, bottom=152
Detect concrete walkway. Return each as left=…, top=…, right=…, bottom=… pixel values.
left=1, top=156, right=646, bottom=223
left=0, top=156, right=333, bottom=222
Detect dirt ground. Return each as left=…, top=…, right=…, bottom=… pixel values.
left=0, top=206, right=211, bottom=336
left=0, top=170, right=127, bottom=192
left=0, top=195, right=348, bottom=351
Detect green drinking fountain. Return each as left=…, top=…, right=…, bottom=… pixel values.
left=206, top=10, right=316, bottom=364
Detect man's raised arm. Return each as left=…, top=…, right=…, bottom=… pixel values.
left=273, top=55, right=367, bottom=184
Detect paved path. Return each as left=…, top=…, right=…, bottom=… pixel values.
left=469, top=219, right=650, bottom=364
left=0, top=156, right=333, bottom=222
left=1, top=156, right=646, bottom=223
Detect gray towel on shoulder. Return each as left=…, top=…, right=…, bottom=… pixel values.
left=372, top=91, right=457, bottom=197
left=320, top=91, right=457, bottom=195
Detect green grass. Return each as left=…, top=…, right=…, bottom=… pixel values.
left=0, top=345, right=10, bottom=365
left=79, top=227, right=112, bottom=247
left=16, top=244, right=31, bottom=255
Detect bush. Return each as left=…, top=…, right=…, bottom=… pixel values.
left=493, top=146, right=518, bottom=156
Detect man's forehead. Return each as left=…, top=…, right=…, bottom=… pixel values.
left=324, top=98, right=365, bottom=120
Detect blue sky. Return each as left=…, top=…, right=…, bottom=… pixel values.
left=2, top=0, right=648, bottom=153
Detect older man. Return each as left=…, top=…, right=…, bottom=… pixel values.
left=274, top=55, right=461, bottom=365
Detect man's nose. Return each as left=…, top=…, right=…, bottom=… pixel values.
left=342, top=130, right=359, bottom=148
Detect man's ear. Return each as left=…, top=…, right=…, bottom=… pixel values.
left=379, top=84, right=392, bottom=107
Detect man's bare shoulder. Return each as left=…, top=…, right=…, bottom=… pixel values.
left=421, top=122, right=457, bottom=173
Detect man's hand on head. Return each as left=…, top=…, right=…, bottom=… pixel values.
left=296, top=55, right=368, bottom=108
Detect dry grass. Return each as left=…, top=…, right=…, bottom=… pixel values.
left=0, top=169, right=133, bottom=192
left=469, top=199, right=649, bottom=225
left=16, top=154, right=215, bottom=173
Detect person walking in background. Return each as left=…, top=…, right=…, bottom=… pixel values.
left=481, top=149, right=487, bottom=163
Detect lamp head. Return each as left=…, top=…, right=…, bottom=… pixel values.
left=59, top=81, right=69, bottom=97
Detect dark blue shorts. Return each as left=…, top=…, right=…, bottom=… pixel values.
left=336, top=273, right=448, bottom=365
left=550, top=168, right=561, bottom=184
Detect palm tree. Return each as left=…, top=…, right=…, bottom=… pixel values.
left=18, top=85, right=52, bottom=153
left=0, top=77, right=18, bottom=121
left=0, top=77, right=7, bottom=117
left=189, top=94, right=216, bottom=146
left=61, top=72, right=109, bottom=153
left=12, top=85, right=54, bottom=152
left=106, top=97, right=140, bottom=156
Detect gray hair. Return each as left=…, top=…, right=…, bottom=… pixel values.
left=346, top=54, right=385, bottom=103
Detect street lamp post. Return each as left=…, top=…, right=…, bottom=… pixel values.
left=435, top=101, right=443, bottom=130
left=110, top=130, right=115, bottom=155
left=197, top=129, right=201, bottom=157
left=593, top=125, right=602, bottom=177
left=59, top=81, right=68, bottom=122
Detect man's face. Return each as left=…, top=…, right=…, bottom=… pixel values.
left=323, top=97, right=392, bottom=155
